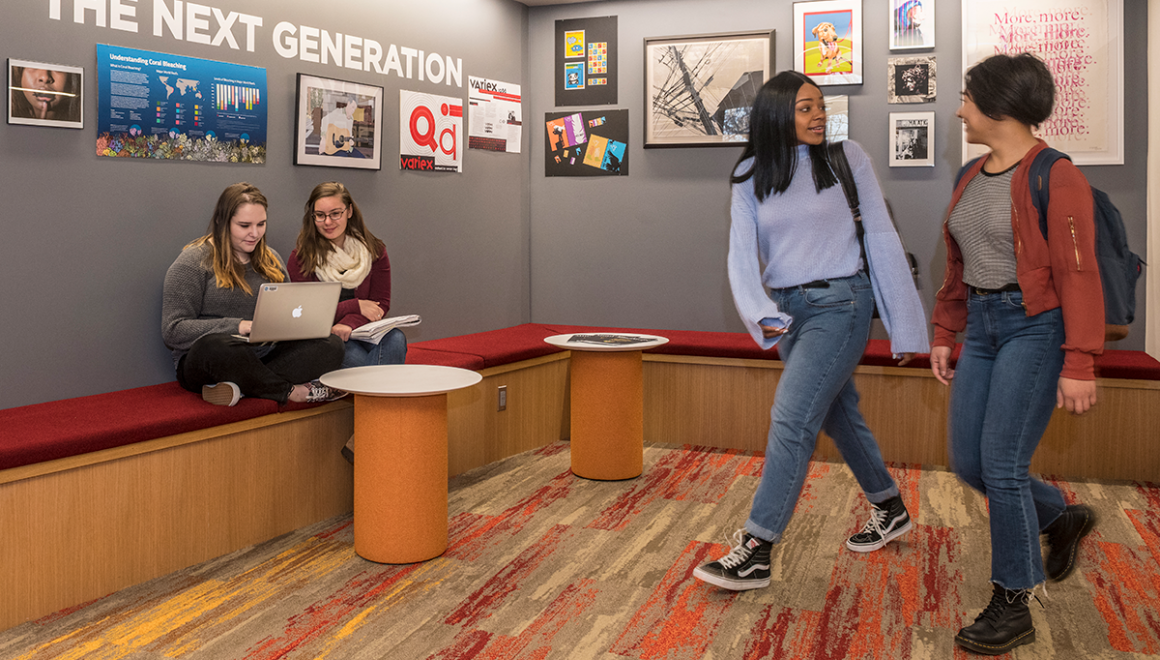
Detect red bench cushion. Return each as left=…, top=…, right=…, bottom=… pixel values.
left=0, top=382, right=289, bottom=471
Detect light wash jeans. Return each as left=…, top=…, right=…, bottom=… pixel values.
left=341, top=327, right=408, bottom=369
left=949, top=290, right=1067, bottom=590
left=746, top=271, right=901, bottom=542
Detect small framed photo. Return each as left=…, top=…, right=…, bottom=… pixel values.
left=887, top=56, right=935, bottom=103
left=889, top=112, right=934, bottom=167
left=889, top=0, right=935, bottom=50
left=643, top=29, right=775, bottom=148
left=8, top=58, right=83, bottom=128
left=825, top=94, right=849, bottom=141
left=294, top=73, right=383, bottom=170
left=794, top=0, right=863, bottom=86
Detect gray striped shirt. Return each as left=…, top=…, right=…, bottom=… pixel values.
left=948, top=165, right=1018, bottom=289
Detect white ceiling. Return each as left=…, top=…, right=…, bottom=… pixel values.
left=514, top=0, right=605, bottom=5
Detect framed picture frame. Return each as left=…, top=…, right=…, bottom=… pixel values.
left=794, top=1, right=862, bottom=86
left=294, top=73, right=383, bottom=170
left=643, top=29, right=774, bottom=148
left=8, top=58, right=83, bottom=128
left=889, top=0, right=935, bottom=50
left=825, top=94, right=849, bottom=141
left=962, top=0, right=1123, bottom=165
left=887, top=56, right=936, bottom=103
left=889, top=111, right=934, bottom=167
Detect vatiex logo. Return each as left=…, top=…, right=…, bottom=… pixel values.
left=400, top=90, right=462, bottom=172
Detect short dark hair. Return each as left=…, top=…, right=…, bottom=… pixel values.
left=731, top=70, right=836, bottom=200
left=964, top=53, right=1055, bottom=128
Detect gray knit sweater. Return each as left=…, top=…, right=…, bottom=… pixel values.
left=161, top=241, right=289, bottom=367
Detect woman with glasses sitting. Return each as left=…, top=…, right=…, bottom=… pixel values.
left=289, top=182, right=407, bottom=462
left=289, top=181, right=407, bottom=371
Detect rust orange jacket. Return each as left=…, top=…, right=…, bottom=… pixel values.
left=932, top=140, right=1104, bottom=380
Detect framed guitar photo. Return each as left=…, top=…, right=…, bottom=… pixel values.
left=294, top=73, right=383, bottom=170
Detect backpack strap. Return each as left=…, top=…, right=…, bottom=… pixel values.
left=954, top=156, right=983, bottom=191
left=826, top=142, right=869, bottom=271
left=1027, top=147, right=1070, bottom=240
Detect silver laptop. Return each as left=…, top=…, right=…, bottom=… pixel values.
left=238, top=281, right=340, bottom=343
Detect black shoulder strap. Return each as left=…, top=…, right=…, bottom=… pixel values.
left=826, top=141, right=868, bottom=272
left=1027, top=147, right=1070, bottom=240
left=826, top=141, right=860, bottom=221
left=954, top=156, right=983, bottom=190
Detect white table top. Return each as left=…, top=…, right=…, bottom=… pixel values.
left=544, top=333, right=669, bottom=352
left=320, top=364, right=482, bottom=397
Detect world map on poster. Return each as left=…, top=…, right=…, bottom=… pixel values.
left=96, top=44, right=267, bottom=163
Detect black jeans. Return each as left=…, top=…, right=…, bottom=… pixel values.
left=177, top=333, right=345, bottom=404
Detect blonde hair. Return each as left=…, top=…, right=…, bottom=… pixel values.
left=186, top=182, right=284, bottom=294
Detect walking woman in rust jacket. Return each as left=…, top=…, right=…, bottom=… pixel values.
left=930, top=53, right=1102, bottom=655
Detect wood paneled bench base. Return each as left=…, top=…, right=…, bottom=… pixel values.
left=643, top=354, right=1160, bottom=483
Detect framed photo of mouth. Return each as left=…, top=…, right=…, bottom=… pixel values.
left=8, top=58, right=84, bottom=129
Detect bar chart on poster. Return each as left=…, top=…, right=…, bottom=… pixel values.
left=96, top=44, right=267, bottom=162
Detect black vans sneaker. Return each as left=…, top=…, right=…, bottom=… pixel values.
left=692, top=530, right=771, bottom=591
left=846, top=495, right=912, bottom=552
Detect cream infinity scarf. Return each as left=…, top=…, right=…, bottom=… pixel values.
left=315, top=238, right=372, bottom=289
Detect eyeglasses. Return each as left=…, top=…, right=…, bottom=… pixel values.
left=313, top=207, right=347, bottom=223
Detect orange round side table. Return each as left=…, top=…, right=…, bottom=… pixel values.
left=321, top=364, right=481, bottom=564
left=544, top=333, right=668, bottom=480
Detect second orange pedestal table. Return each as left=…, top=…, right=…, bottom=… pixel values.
left=545, top=333, right=668, bottom=480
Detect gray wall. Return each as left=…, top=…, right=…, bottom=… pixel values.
left=0, top=0, right=530, bottom=409
left=527, top=0, right=1149, bottom=351
left=0, top=0, right=1148, bottom=410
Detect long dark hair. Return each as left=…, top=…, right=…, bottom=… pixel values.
left=731, top=71, right=836, bottom=201
left=294, top=181, right=386, bottom=275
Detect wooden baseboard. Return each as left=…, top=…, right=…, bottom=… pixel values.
left=0, top=404, right=354, bottom=630
left=643, top=354, right=1160, bottom=482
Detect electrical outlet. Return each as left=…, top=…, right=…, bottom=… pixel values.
left=497, top=385, right=507, bottom=411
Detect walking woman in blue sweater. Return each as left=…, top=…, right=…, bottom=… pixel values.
left=693, top=71, right=929, bottom=591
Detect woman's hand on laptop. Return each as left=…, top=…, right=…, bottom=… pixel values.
left=332, top=323, right=352, bottom=341
left=238, top=320, right=252, bottom=336
left=358, top=299, right=384, bottom=321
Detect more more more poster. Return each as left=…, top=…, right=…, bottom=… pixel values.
left=96, top=44, right=266, bottom=163
left=963, top=0, right=1123, bottom=165
left=555, top=16, right=617, bottom=106
left=400, top=89, right=462, bottom=172
left=544, top=109, right=628, bottom=176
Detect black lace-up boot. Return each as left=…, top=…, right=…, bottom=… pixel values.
left=1043, top=504, right=1097, bottom=581
left=955, top=583, right=1036, bottom=655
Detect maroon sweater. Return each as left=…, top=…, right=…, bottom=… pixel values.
left=287, top=247, right=392, bottom=331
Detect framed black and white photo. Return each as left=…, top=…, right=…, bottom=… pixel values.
left=887, top=56, right=935, bottom=103
left=294, top=73, right=383, bottom=170
left=889, top=0, right=935, bottom=50
left=644, top=30, right=774, bottom=148
left=8, top=58, right=83, bottom=128
left=889, top=111, right=933, bottom=167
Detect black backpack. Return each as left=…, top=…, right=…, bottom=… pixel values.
left=955, top=149, right=1144, bottom=341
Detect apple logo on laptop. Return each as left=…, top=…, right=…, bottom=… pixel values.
left=292, top=306, right=303, bottom=318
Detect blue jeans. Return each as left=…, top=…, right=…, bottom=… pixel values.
left=746, top=271, right=900, bottom=542
left=949, top=290, right=1067, bottom=590
left=341, top=327, right=408, bottom=369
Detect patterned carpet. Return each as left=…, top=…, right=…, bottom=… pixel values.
left=2, top=441, right=1158, bottom=659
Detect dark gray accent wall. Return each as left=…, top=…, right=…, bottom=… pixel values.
left=0, top=0, right=530, bottom=409
left=527, top=0, right=1148, bottom=352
